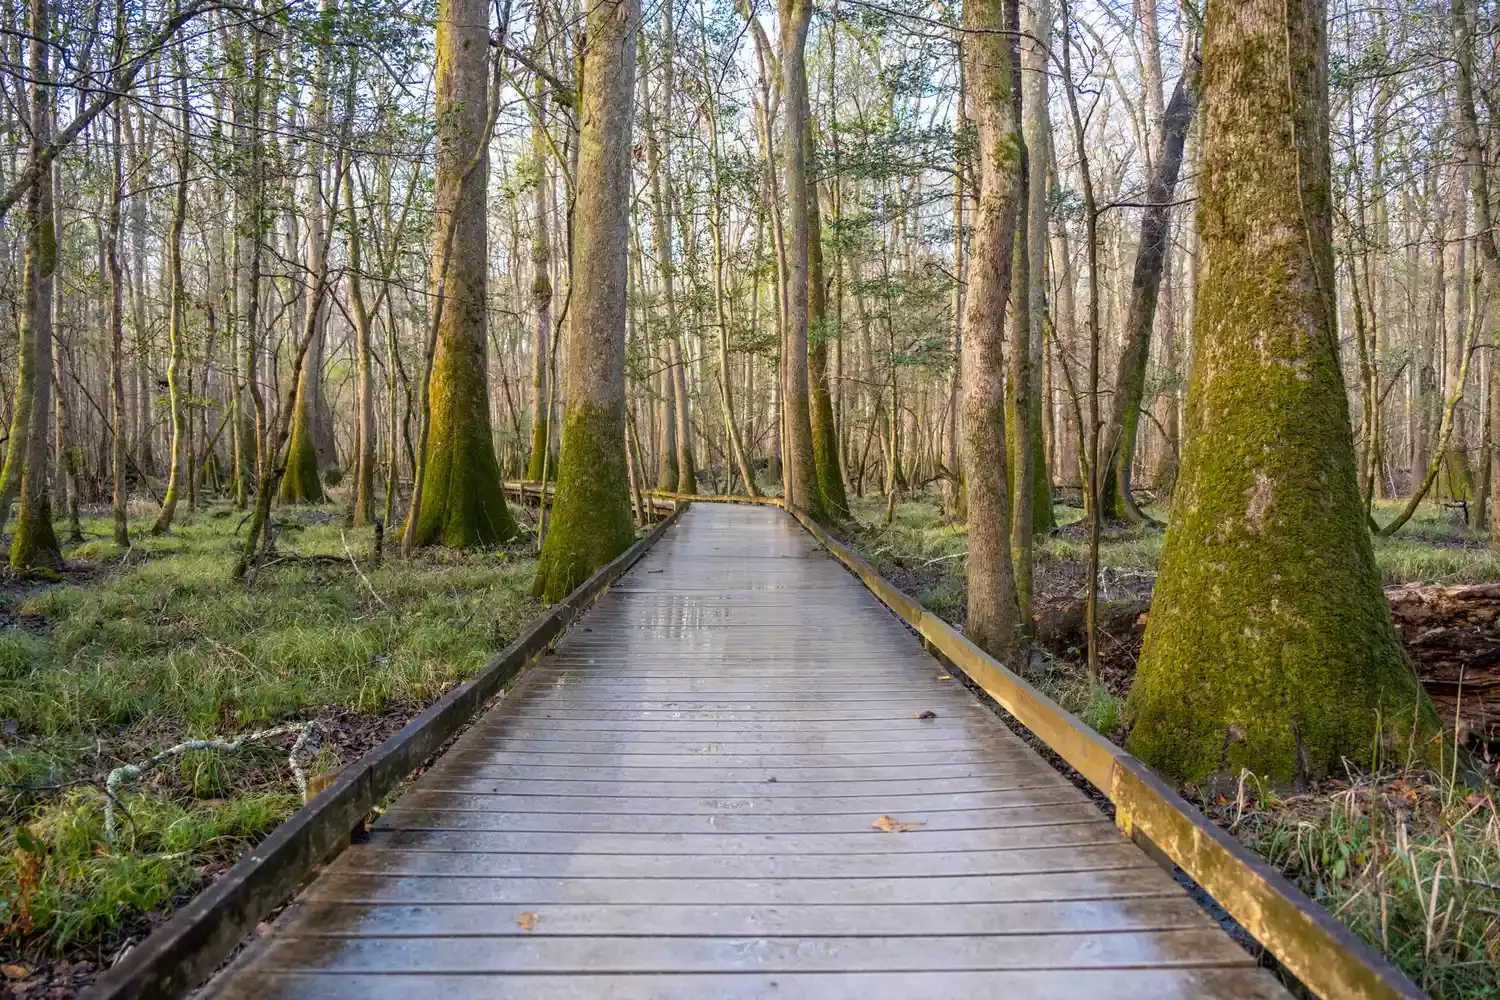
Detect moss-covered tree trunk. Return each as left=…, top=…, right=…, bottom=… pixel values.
left=526, top=81, right=552, bottom=483
left=805, top=126, right=848, bottom=518
left=777, top=0, right=824, bottom=520
left=153, top=61, right=191, bottom=536
left=280, top=15, right=331, bottom=506
left=532, top=0, right=639, bottom=602
left=961, top=0, right=1023, bottom=663
left=406, top=0, right=518, bottom=548
left=11, top=0, right=60, bottom=571
left=1021, top=0, right=1053, bottom=533
left=1007, top=163, right=1035, bottom=624
left=1127, top=0, right=1434, bottom=784
left=344, top=170, right=377, bottom=526
left=1098, top=35, right=1201, bottom=523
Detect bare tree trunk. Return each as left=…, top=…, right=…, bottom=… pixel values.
left=107, top=107, right=129, bottom=547
left=344, top=169, right=377, bottom=525
left=10, top=0, right=61, bottom=569
left=961, top=0, right=1023, bottom=662
left=526, top=78, right=552, bottom=482
left=777, top=0, right=824, bottom=519
left=534, top=0, right=640, bottom=599
left=152, top=55, right=191, bottom=535
left=1098, top=32, right=1202, bottom=523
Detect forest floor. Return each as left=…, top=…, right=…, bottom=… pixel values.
left=840, top=491, right=1500, bottom=999
left=0, top=498, right=543, bottom=998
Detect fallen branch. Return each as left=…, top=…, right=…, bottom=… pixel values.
left=104, top=723, right=317, bottom=845
left=342, top=529, right=388, bottom=609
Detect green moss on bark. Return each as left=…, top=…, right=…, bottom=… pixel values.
left=413, top=342, right=518, bottom=548
left=280, top=397, right=324, bottom=503
left=1125, top=0, right=1436, bottom=784
left=534, top=400, right=636, bottom=602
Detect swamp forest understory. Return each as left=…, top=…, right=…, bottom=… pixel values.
left=0, top=0, right=1497, bottom=995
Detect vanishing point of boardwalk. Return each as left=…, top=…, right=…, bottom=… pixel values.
left=203, top=504, right=1284, bottom=999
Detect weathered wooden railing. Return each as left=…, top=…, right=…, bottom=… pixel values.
left=86, top=503, right=682, bottom=1000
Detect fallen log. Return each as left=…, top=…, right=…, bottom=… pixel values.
left=1385, top=582, right=1500, bottom=740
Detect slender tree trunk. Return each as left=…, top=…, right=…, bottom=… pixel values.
left=533, top=0, right=640, bottom=600
left=152, top=59, right=191, bottom=535
left=1098, top=34, right=1202, bottom=522
left=806, top=126, right=847, bottom=517
left=11, top=0, right=61, bottom=569
left=1128, top=0, right=1434, bottom=783
left=961, top=0, right=1023, bottom=663
left=108, top=108, right=129, bottom=547
left=1022, top=0, right=1053, bottom=531
left=344, top=170, right=377, bottom=525
left=527, top=80, right=552, bottom=482
left=1452, top=0, right=1500, bottom=546
left=777, top=0, right=824, bottom=519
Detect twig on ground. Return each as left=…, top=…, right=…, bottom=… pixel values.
left=342, top=529, right=389, bottom=609
left=103, top=722, right=317, bottom=844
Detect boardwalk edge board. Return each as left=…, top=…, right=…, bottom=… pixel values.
left=84, top=503, right=684, bottom=1000
left=783, top=504, right=1427, bottom=1000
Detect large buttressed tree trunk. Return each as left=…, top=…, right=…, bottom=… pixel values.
left=960, top=0, right=1023, bottom=663
left=533, top=0, right=640, bottom=602
left=1127, top=0, right=1434, bottom=783
left=777, top=0, right=824, bottom=520
left=411, top=0, right=518, bottom=547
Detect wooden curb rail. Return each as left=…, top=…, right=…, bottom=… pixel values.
left=783, top=504, right=1427, bottom=1000
left=85, top=504, right=683, bottom=1000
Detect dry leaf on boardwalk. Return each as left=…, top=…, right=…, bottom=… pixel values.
left=872, top=814, right=924, bottom=833
left=517, top=911, right=540, bottom=932
left=914, top=710, right=937, bottom=719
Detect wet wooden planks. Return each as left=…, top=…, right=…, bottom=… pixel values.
left=204, top=504, right=1284, bottom=999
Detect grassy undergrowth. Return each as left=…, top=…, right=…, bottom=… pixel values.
left=1, top=500, right=540, bottom=960
left=844, top=490, right=1500, bottom=998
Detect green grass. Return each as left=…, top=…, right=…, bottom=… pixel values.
left=844, top=488, right=1500, bottom=998
left=1201, top=770, right=1500, bottom=998
left=1, top=500, right=540, bottom=956
left=851, top=493, right=1500, bottom=587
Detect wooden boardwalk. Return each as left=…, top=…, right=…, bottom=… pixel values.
left=205, top=504, right=1285, bottom=999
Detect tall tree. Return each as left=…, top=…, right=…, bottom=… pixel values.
left=807, top=125, right=848, bottom=517
left=777, top=0, right=824, bottom=518
left=533, top=0, right=640, bottom=600
left=403, top=0, right=519, bottom=548
left=1098, top=27, right=1202, bottom=523
left=960, top=0, right=1024, bottom=662
left=152, top=51, right=192, bottom=535
left=1126, top=0, right=1434, bottom=783
left=10, top=0, right=61, bottom=569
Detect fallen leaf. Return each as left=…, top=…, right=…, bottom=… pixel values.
left=2, top=965, right=29, bottom=981
left=914, top=710, right=937, bottom=720
left=254, top=922, right=270, bottom=936
left=872, top=814, right=924, bottom=833
left=937, top=674, right=951, bottom=680
left=517, top=911, right=540, bottom=932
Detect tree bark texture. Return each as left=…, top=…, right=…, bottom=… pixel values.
left=534, top=0, right=640, bottom=601
left=1127, top=0, right=1434, bottom=783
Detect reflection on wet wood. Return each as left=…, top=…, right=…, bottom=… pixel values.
left=202, top=505, right=1282, bottom=1000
